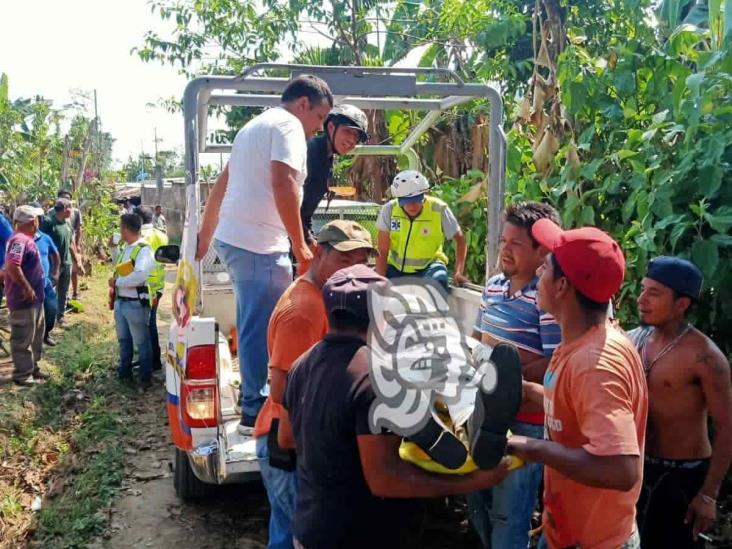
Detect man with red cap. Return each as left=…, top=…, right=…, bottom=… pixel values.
left=508, top=220, right=648, bottom=549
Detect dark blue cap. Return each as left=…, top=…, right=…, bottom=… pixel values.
left=646, top=256, right=703, bottom=300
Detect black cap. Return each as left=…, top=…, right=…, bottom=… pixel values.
left=646, top=256, right=704, bottom=300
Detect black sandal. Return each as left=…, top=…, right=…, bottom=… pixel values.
left=408, top=414, right=468, bottom=471
left=468, top=343, right=523, bottom=469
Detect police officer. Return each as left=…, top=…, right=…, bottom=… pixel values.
left=374, top=170, right=468, bottom=289
left=300, top=104, right=369, bottom=245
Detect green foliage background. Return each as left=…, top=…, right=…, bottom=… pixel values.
left=0, top=74, right=118, bottom=257
left=137, top=0, right=732, bottom=356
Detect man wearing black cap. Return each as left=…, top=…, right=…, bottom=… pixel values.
left=278, top=264, right=510, bottom=549
left=628, top=256, right=732, bottom=549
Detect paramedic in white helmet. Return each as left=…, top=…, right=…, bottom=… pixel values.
left=375, top=170, right=468, bottom=289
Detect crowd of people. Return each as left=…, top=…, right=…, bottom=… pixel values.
left=194, top=74, right=731, bottom=549
left=2, top=193, right=170, bottom=393
left=3, top=192, right=84, bottom=385
left=5, top=73, right=728, bottom=549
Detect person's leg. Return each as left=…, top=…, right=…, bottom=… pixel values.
left=9, top=308, right=34, bottom=381
left=639, top=457, right=708, bottom=549
left=114, top=301, right=134, bottom=379
left=385, top=264, right=406, bottom=279
left=256, top=436, right=298, bottom=549
left=31, top=305, right=44, bottom=370
left=124, top=301, right=153, bottom=384
left=487, top=421, right=544, bottom=549
left=43, top=282, right=57, bottom=338
left=466, top=489, right=493, bottom=549
left=149, top=292, right=162, bottom=370
left=420, top=261, right=449, bottom=289
left=56, top=263, right=71, bottom=320
left=214, top=240, right=291, bottom=422
left=71, top=262, right=79, bottom=299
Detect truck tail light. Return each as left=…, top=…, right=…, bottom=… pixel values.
left=182, top=345, right=217, bottom=427
left=186, top=344, right=216, bottom=379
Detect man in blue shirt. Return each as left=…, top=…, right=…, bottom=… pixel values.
left=468, top=201, right=562, bottom=549
left=33, top=207, right=60, bottom=346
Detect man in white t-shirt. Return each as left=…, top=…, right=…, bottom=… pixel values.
left=196, top=75, right=333, bottom=430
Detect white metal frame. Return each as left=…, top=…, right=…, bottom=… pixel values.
left=181, top=64, right=506, bottom=302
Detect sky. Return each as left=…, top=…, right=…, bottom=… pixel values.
left=2, top=0, right=190, bottom=167
left=1, top=1, right=423, bottom=170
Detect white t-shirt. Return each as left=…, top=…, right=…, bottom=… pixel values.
left=214, top=106, right=307, bottom=254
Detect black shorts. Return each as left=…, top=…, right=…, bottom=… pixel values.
left=637, top=455, right=710, bottom=549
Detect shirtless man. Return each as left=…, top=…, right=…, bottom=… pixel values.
left=629, top=256, right=732, bottom=549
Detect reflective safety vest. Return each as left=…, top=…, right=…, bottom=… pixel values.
left=114, top=242, right=152, bottom=307
left=387, top=195, right=449, bottom=273
left=141, top=226, right=169, bottom=295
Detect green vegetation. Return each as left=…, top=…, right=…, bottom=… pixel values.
left=0, top=271, right=133, bottom=548
left=138, top=1, right=732, bottom=356
left=0, top=76, right=120, bottom=260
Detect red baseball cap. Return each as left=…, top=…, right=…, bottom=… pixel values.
left=531, top=219, right=625, bottom=302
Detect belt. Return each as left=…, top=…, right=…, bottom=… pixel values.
left=116, top=296, right=140, bottom=302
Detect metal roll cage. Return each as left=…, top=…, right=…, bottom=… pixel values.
left=182, top=63, right=506, bottom=281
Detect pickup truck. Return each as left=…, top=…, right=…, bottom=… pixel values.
left=156, top=64, right=506, bottom=499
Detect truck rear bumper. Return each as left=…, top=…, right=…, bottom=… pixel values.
left=187, top=421, right=260, bottom=485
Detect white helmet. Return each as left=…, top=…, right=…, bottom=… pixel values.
left=390, top=170, right=430, bottom=198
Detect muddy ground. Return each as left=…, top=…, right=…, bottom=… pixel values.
left=89, top=384, right=479, bottom=548
left=91, top=283, right=481, bottom=549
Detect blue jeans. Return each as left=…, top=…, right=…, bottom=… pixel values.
left=43, top=280, right=57, bottom=337
left=114, top=299, right=152, bottom=382
left=467, top=421, right=545, bottom=549
left=256, top=435, right=298, bottom=549
left=386, top=261, right=448, bottom=289
left=214, top=239, right=292, bottom=419
left=537, top=528, right=640, bottom=549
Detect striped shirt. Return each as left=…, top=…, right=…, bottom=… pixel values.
left=474, top=275, right=560, bottom=357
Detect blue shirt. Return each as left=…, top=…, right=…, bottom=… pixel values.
left=34, top=231, right=58, bottom=282
left=474, top=274, right=561, bottom=357
left=0, top=214, right=13, bottom=269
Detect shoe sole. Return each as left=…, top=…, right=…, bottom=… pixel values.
left=408, top=415, right=468, bottom=470
left=468, top=343, right=523, bottom=469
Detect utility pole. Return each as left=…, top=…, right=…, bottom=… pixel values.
left=154, top=127, right=164, bottom=204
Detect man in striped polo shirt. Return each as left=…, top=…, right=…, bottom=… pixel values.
left=468, top=201, right=561, bottom=549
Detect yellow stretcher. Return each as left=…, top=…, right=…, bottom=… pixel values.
left=399, top=439, right=524, bottom=475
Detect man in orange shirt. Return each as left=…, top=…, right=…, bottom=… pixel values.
left=508, top=220, right=648, bottom=549
left=253, top=219, right=375, bottom=549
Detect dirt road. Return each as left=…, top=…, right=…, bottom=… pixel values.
left=92, top=281, right=480, bottom=549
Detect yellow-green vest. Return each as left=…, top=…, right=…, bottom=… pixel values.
left=141, top=225, right=169, bottom=295
left=114, top=242, right=152, bottom=306
left=387, top=195, right=449, bottom=273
